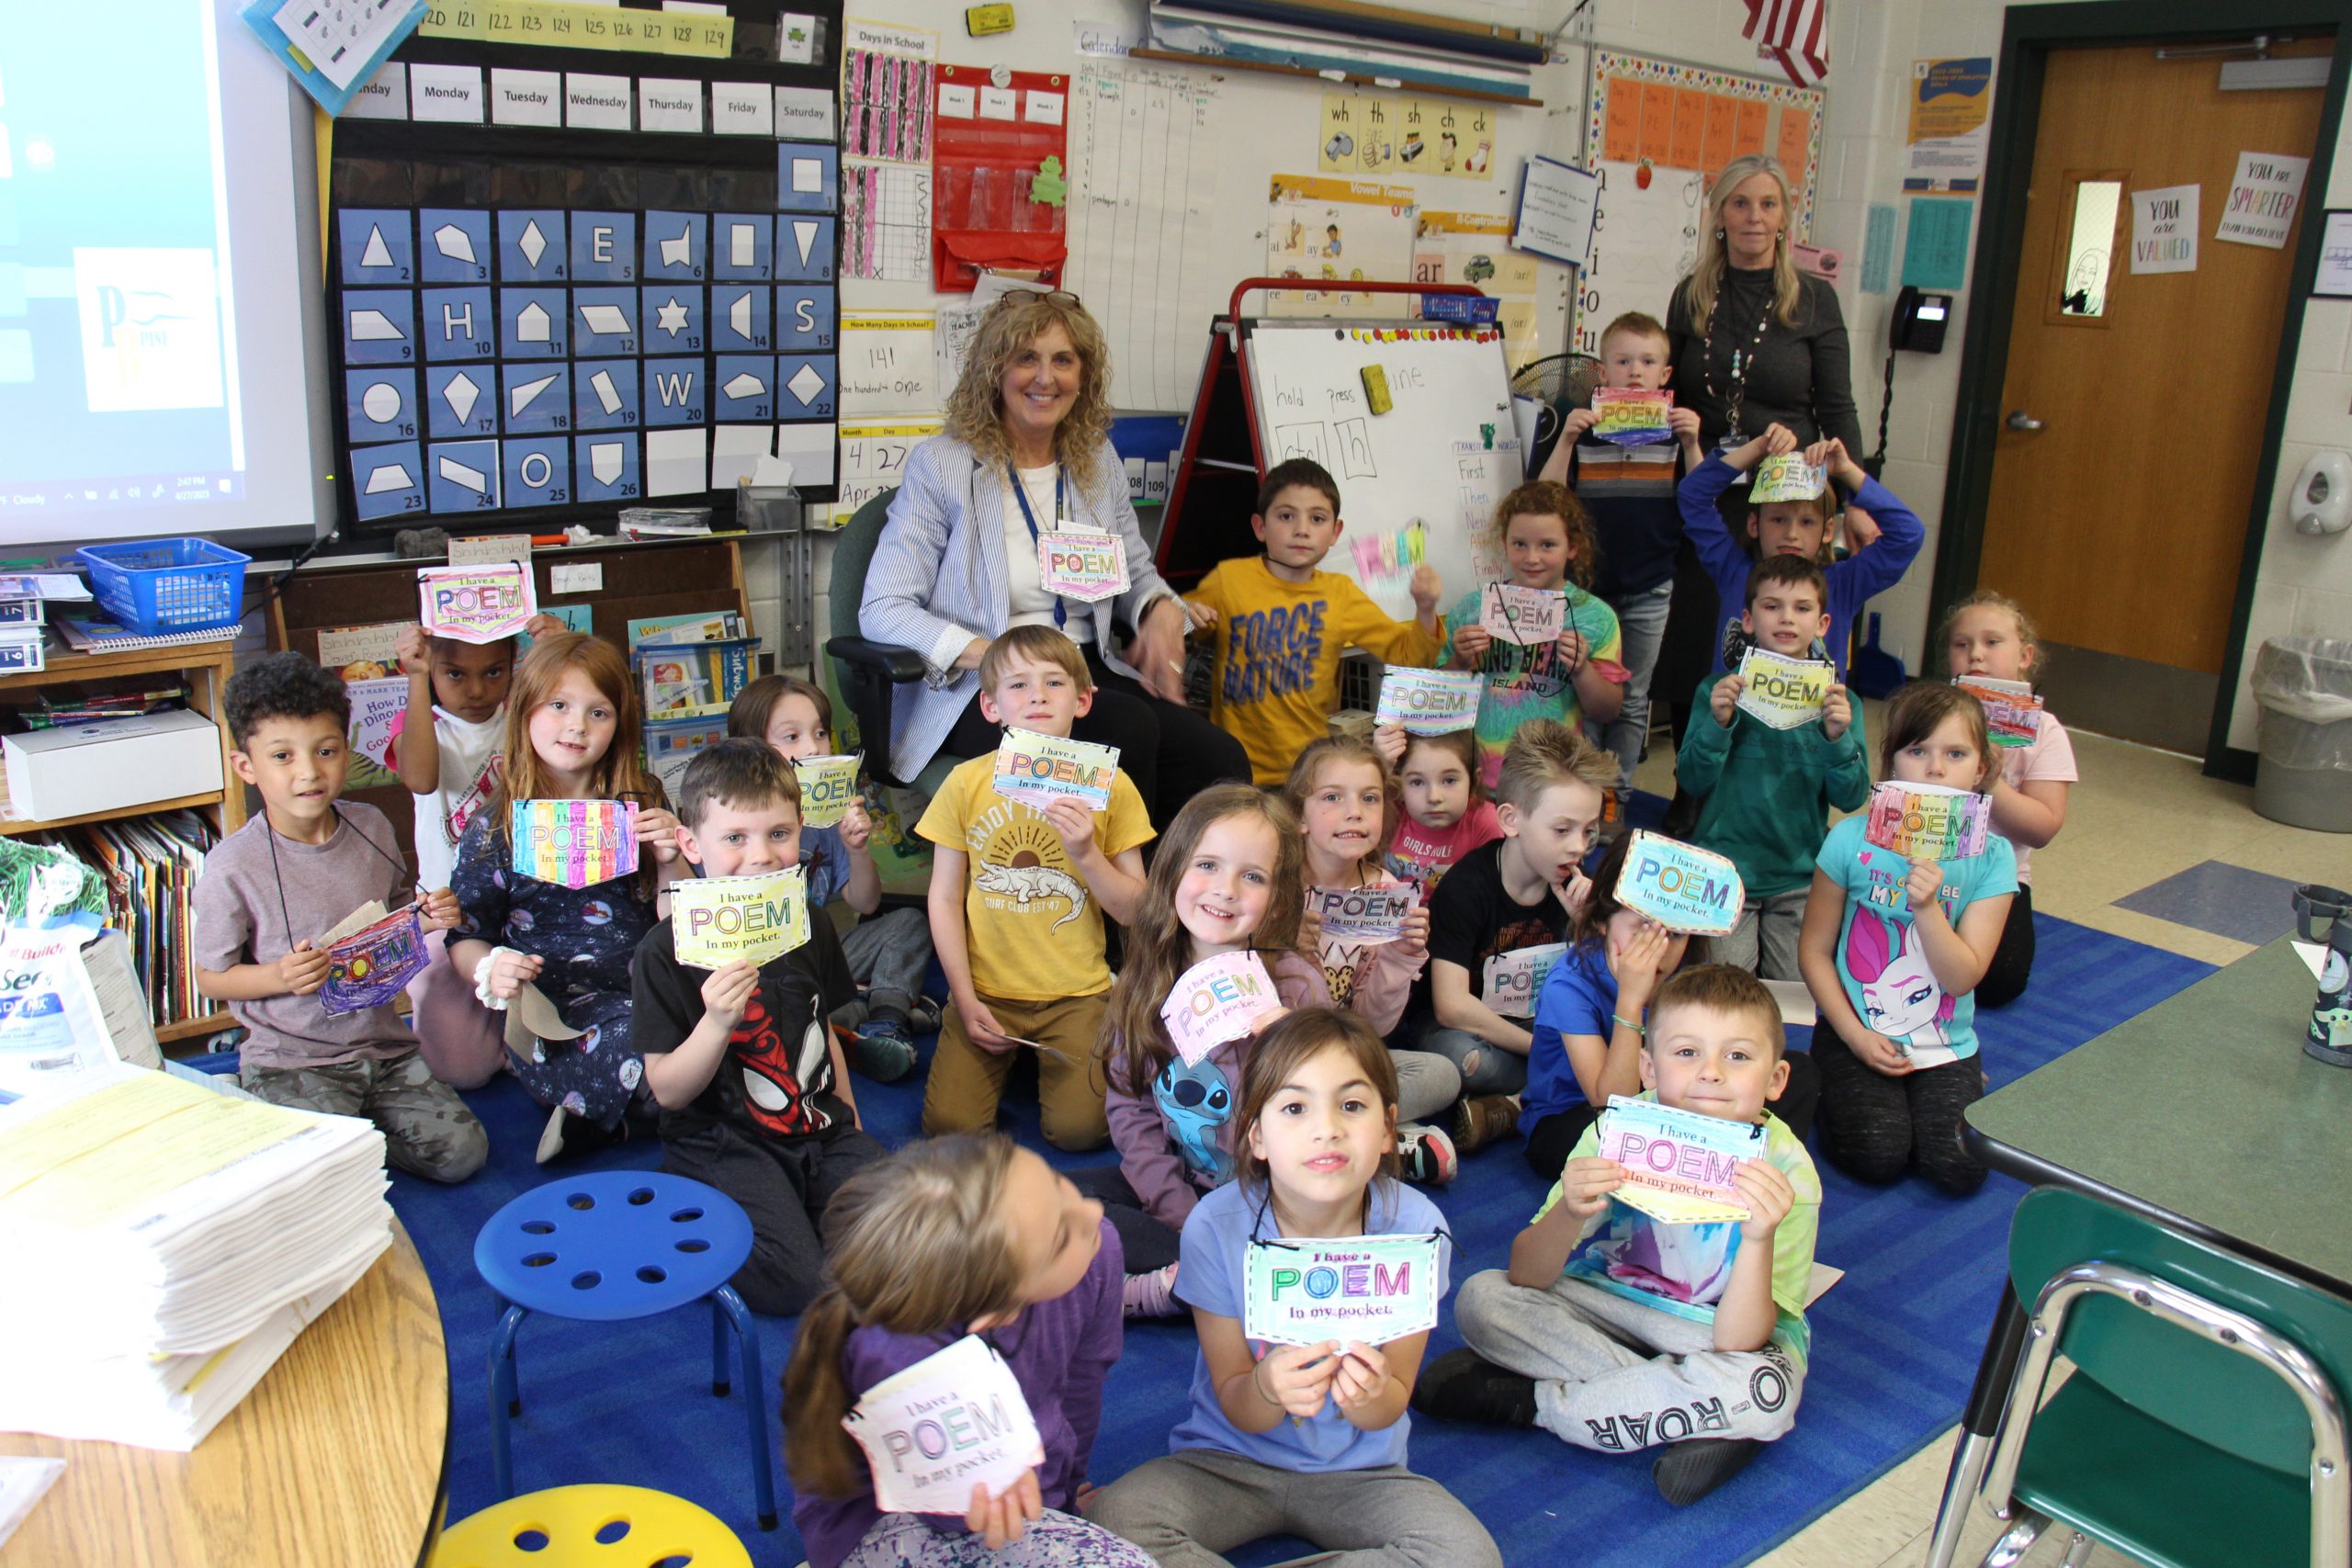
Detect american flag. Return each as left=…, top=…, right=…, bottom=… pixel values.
left=1744, top=0, right=1828, bottom=90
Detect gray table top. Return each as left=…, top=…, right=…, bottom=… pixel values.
left=1966, top=935, right=2352, bottom=1293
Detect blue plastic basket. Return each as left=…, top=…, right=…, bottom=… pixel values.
left=74, top=539, right=251, bottom=635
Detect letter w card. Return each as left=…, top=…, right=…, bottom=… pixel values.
left=991, top=728, right=1119, bottom=813
left=1597, top=1095, right=1761, bottom=1224
left=1244, top=1233, right=1442, bottom=1347
left=1613, top=829, right=1744, bottom=935
left=842, top=1335, right=1045, bottom=1517
left=672, top=868, right=810, bottom=969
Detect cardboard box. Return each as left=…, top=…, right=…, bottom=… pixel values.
left=3, top=707, right=221, bottom=821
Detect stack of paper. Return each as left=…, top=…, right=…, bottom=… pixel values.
left=0, top=1065, right=391, bottom=1450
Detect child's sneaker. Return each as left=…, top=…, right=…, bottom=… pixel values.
left=1451, top=1092, right=1520, bottom=1155
left=1396, top=1122, right=1457, bottom=1184
left=1410, top=1348, right=1536, bottom=1427
left=1653, top=1438, right=1763, bottom=1505
left=1122, top=1262, right=1182, bottom=1319
left=907, top=997, right=943, bottom=1035
left=851, top=1016, right=918, bottom=1083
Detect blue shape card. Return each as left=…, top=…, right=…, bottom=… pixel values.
left=342, top=290, right=416, bottom=366
left=642, top=358, right=707, bottom=426
left=502, top=364, right=572, bottom=434
left=421, top=287, right=495, bottom=362
left=776, top=284, right=835, bottom=351
left=574, top=434, right=642, bottom=501
left=339, top=209, right=413, bottom=287
left=642, top=286, right=707, bottom=353
left=498, top=209, right=569, bottom=282
left=775, top=143, right=840, bottom=212
left=571, top=211, right=638, bottom=281
left=428, top=439, right=502, bottom=512
left=418, top=209, right=494, bottom=283
left=713, top=355, right=775, bottom=421
left=712, top=214, right=775, bottom=280
left=503, top=437, right=571, bottom=507
left=573, top=288, right=640, bottom=355
left=351, top=440, right=426, bottom=521
left=776, top=355, right=838, bottom=420
left=424, top=364, right=499, bottom=438
left=499, top=287, right=569, bottom=358
left=345, top=367, right=418, bottom=445
left=710, top=284, right=773, bottom=351
left=775, top=216, right=836, bottom=282
left=572, top=360, right=641, bottom=430
left=643, top=211, right=707, bottom=280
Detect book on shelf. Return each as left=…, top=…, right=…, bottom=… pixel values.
left=55, top=616, right=232, bottom=654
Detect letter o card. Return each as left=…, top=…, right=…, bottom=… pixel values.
left=842, top=1336, right=1045, bottom=1517
left=673, top=867, right=810, bottom=969
left=1037, top=527, right=1126, bottom=602
left=1735, top=647, right=1833, bottom=729
left=1243, top=1233, right=1442, bottom=1347
left=1597, top=1095, right=1763, bottom=1223
left=1161, top=950, right=1281, bottom=1066
left=1614, top=829, right=1744, bottom=935
left=419, top=561, right=537, bottom=644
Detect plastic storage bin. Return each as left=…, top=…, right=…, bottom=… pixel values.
left=74, top=539, right=250, bottom=635
left=2251, top=636, right=2352, bottom=833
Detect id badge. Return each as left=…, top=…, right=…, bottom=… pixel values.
left=1036, top=526, right=1126, bottom=603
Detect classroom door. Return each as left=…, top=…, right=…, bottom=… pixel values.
left=1975, top=37, right=2327, bottom=752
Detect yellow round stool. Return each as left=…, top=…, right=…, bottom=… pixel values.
left=431, top=1484, right=754, bottom=1568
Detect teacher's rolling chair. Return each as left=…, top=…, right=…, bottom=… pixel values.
left=1954, top=1187, right=2352, bottom=1568
left=824, top=487, right=963, bottom=797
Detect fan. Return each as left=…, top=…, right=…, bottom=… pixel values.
left=1509, top=352, right=1603, bottom=462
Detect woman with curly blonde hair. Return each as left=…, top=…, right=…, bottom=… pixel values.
left=859, top=289, right=1247, bottom=828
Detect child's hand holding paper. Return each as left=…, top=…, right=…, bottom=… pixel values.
left=1730, top=1156, right=1796, bottom=1240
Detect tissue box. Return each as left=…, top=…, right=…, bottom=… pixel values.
left=3, top=707, right=221, bottom=821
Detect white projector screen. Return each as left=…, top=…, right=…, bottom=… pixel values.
left=0, top=0, right=336, bottom=552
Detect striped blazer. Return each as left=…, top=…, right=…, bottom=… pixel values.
left=857, top=433, right=1175, bottom=784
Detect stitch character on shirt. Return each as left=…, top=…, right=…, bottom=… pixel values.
left=1155, top=1055, right=1235, bottom=1182
left=1844, top=908, right=1954, bottom=1065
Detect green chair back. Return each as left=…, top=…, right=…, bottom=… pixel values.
left=2009, top=1186, right=2352, bottom=1476
left=826, top=487, right=899, bottom=647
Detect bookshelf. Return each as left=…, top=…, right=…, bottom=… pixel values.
left=0, top=637, right=244, bottom=1044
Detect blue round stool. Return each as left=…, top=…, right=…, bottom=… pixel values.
left=473, top=1170, right=777, bottom=1530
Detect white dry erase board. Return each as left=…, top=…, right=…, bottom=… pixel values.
left=1243, top=321, right=1518, bottom=620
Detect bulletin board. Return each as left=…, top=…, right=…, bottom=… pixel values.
left=1576, top=51, right=1825, bottom=355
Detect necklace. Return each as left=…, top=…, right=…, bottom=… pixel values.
left=261, top=805, right=416, bottom=953
left=1703, top=275, right=1774, bottom=441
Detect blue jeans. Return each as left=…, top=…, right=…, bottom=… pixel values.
left=1419, top=1023, right=1529, bottom=1096
left=1598, top=581, right=1674, bottom=787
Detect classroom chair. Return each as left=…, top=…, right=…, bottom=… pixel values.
left=430, top=1483, right=752, bottom=1567
left=1955, top=1186, right=2352, bottom=1568
left=823, top=487, right=966, bottom=794
left=473, top=1171, right=778, bottom=1530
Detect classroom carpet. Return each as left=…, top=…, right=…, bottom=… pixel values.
left=385, top=915, right=2211, bottom=1568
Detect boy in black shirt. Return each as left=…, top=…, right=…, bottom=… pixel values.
left=631, top=739, right=885, bottom=1315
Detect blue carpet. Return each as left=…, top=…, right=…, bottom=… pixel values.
left=388, top=914, right=2211, bottom=1567
left=2111, top=859, right=2303, bottom=946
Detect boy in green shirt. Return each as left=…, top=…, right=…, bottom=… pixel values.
left=1675, top=555, right=1869, bottom=978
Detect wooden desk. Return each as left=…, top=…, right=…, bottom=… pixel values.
left=0, top=1220, right=449, bottom=1568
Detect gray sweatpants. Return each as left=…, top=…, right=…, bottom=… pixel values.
left=840, top=906, right=933, bottom=1021
left=240, top=1048, right=488, bottom=1183
left=1083, top=1448, right=1500, bottom=1568
left=1712, top=889, right=1809, bottom=980
left=1389, top=1049, right=1462, bottom=1124
left=1454, top=1269, right=1803, bottom=1453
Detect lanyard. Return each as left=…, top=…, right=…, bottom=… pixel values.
left=1008, top=464, right=1068, bottom=629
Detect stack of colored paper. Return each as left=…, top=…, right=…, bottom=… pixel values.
left=0, top=1065, right=391, bottom=1450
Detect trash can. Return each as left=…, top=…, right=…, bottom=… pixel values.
left=2251, top=637, right=2352, bottom=832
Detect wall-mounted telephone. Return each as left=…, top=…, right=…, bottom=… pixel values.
left=1892, top=285, right=1953, bottom=353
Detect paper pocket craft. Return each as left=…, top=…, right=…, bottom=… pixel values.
left=1863, top=781, right=1991, bottom=860
left=1161, top=950, right=1282, bottom=1066
left=1374, top=666, right=1481, bottom=736
left=1749, top=456, right=1828, bottom=504
left=991, top=728, right=1119, bottom=813
left=842, top=1335, right=1046, bottom=1517
left=672, top=868, right=810, bottom=970
left=1613, top=830, right=1744, bottom=936
left=1952, top=675, right=2044, bottom=748
left=1036, top=527, right=1126, bottom=602
left=1589, top=387, right=1674, bottom=446
left=1478, top=582, right=1568, bottom=647
left=1482, top=941, right=1566, bottom=1020
left=418, top=562, right=537, bottom=644
left=320, top=905, right=432, bottom=1017
left=793, top=754, right=864, bottom=829
left=1596, top=1095, right=1764, bottom=1224
left=1305, top=883, right=1419, bottom=946
left=511, top=798, right=640, bottom=888
left=1735, top=648, right=1835, bottom=729
left=1243, top=1233, right=1443, bottom=1347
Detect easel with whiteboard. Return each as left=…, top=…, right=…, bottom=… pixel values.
left=1159, top=279, right=1521, bottom=623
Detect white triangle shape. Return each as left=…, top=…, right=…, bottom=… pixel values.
left=359, top=226, right=393, bottom=268
left=791, top=220, right=819, bottom=265
left=444, top=373, right=481, bottom=424
left=509, top=373, right=558, bottom=417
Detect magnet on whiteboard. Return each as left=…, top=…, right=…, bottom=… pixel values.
left=990, top=62, right=1012, bottom=88
left=1318, top=69, right=1347, bottom=81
